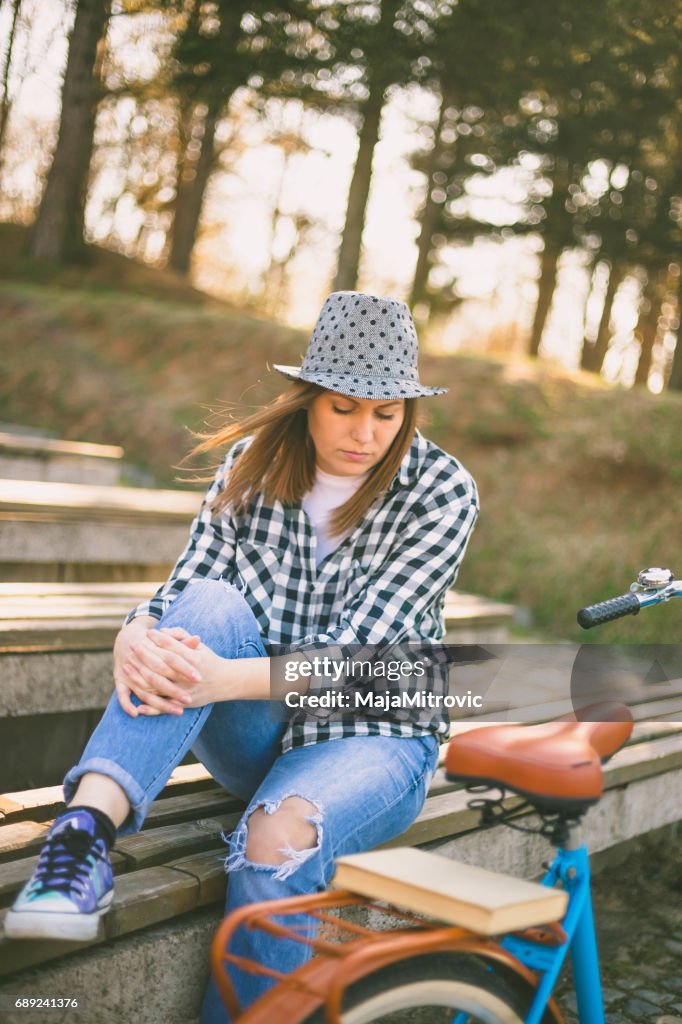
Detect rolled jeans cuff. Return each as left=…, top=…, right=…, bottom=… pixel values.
left=63, top=756, right=150, bottom=835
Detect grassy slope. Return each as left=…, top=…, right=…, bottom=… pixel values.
left=1, top=235, right=680, bottom=644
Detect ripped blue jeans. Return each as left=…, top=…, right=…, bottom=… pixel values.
left=63, top=580, right=440, bottom=1023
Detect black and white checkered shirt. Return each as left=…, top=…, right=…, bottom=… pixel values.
left=126, top=430, right=479, bottom=752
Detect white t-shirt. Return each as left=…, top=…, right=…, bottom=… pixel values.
left=302, top=468, right=369, bottom=565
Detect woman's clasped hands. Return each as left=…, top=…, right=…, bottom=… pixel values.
left=114, top=620, right=225, bottom=717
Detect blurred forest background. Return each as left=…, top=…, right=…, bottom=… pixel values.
left=0, top=0, right=681, bottom=640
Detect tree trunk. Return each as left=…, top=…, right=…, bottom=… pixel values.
left=167, top=0, right=245, bottom=276
left=669, top=336, right=682, bottom=391
left=409, top=95, right=447, bottom=310
left=634, top=271, right=664, bottom=387
left=332, top=77, right=385, bottom=292
left=667, top=284, right=682, bottom=391
left=29, top=0, right=110, bottom=264
left=0, top=0, right=20, bottom=173
left=168, top=102, right=219, bottom=275
left=580, top=262, right=622, bottom=373
left=528, top=241, right=560, bottom=357
left=261, top=149, right=290, bottom=311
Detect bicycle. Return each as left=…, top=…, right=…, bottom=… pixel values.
left=211, top=567, right=681, bottom=1024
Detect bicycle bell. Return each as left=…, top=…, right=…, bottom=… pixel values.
left=637, top=567, right=674, bottom=589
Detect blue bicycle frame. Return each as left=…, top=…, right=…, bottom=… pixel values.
left=453, top=823, right=604, bottom=1024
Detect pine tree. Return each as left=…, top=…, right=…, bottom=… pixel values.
left=30, top=0, right=111, bottom=264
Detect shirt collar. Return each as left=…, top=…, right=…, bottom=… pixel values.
left=389, top=429, right=428, bottom=491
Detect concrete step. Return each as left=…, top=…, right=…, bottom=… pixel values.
left=0, top=582, right=157, bottom=650
left=0, top=431, right=125, bottom=486
left=0, top=480, right=200, bottom=582
left=0, top=583, right=515, bottom=653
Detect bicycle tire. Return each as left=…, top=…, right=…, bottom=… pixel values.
left=301, top=951, right=529, bottom=1024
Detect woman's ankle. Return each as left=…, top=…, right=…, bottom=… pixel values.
left=69, top=772, right=130, bottom=829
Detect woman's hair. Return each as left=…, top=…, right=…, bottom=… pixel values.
left=190, top=382, right=418, bottom=536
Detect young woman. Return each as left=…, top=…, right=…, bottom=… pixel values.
left=7, top=291, right=479, bottom=1022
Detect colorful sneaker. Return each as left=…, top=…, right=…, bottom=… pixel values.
left=5, top=810, right=114, bottom=941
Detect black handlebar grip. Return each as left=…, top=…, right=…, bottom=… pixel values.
left=577, top=592, right=641, bottom=629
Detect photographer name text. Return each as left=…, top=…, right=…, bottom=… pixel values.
left=283, top=690, right=483, bottom=710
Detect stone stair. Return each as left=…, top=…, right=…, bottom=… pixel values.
left=0, top=479, right=200, bottom=582
left=0, top=430, right=125, bottom=486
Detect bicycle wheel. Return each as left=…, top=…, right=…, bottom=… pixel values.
left=302, top=952, right=529, bottom=1024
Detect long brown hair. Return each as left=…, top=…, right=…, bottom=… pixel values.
left=190, top=381, right=418, bottom=536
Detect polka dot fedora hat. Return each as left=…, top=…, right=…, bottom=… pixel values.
left=273, top=291, right=448, bottom=399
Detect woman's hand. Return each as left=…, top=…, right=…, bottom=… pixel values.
left=115, top=620, right=271, bottom=715
left=114, top=617, right=160, bottom=717
left=122, top=626, right=231, bottom=715
left=114, top=620, right=201, bottom=717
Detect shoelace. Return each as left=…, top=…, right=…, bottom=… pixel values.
left=33, top=828, right=102, bottom=895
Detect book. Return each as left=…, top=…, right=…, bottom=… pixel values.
left=331, top=847, right=568, bottom=936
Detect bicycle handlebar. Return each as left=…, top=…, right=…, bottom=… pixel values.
left=577, top=568, right=681, bottom=629
left=577, top=592, right=641, bottom=629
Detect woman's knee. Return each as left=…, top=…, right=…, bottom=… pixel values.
left=226, top=795, right=324, bottom=882
left=246, top=797, right=319, bottom=865
left=160, top=580, right=261, bottom=653
left=166, top=579, right=237, bottom=615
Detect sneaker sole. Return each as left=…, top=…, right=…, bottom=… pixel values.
left=4, top=892, right=114, bottom=942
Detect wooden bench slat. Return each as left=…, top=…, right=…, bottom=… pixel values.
left=600, top=732, right=682, bottom=788
left=115, top=817, right=240, bottom=871
left=0, top=856, right=40, bottom=908
left=443, top=593, right=515, bottom=623
left=143, top=789, right=245, bottom=828
left=0, top=785, right=242, bottom=829
left=0, top=787, right=73, bottom=821
left=647, top=710, right=682, bottom=724
left=394, top=788, right=512, bottom=847
left=158, top=763, right=213, bottom=788
left=104, top=866, right=199, bottom=939
left=0, top=822, right=49, bottom=862
left=629, top=720, right=682, bottom=741
left=167, top=849, right=229, bottom=906
left=630, top=695, right=682, bottom=719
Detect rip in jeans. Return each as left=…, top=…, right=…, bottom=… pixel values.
left=222, top=793, right=324, bottom=882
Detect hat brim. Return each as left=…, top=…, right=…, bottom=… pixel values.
left=272, top=365, right=448, bottom=399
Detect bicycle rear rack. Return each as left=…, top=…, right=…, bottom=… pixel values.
left=211, top=889, right=564, bottom=1023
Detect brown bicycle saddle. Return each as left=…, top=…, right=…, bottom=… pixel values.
left=445, top=702, right=633, bottom=810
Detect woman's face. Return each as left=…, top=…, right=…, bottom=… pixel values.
left=307, top=390, right=406, bottom=476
